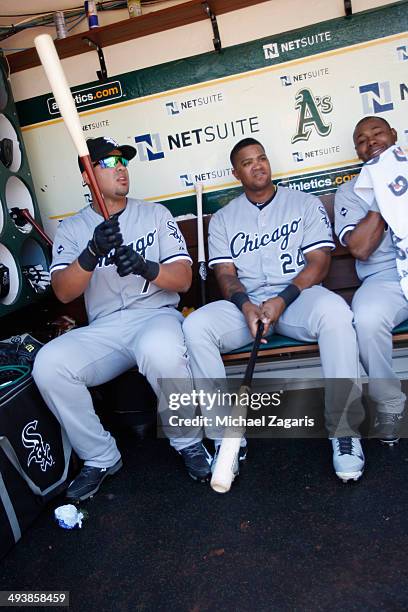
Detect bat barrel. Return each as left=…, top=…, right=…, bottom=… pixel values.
left=34, top=34, right=109, bottom=220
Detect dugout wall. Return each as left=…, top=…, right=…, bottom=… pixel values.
left=0, top=56, right=50, bottom=318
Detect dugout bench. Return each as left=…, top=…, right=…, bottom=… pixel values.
left=178, top=193, right=408, bottom=364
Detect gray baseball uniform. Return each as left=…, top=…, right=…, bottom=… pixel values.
left=33, top=198, right=201, bottom=468
left=335, top=177, right=408, bottom=414
left=183, top=187, right=364, bottom=436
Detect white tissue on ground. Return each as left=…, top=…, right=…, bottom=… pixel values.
left=54, top=504, right=84, bottom=529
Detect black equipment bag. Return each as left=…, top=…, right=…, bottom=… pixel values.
left=0, top=370, right=71, bottom=560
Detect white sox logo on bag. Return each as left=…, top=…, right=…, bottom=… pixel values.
left=22, top=420, right=54, bottom=472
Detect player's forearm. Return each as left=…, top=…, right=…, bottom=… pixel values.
left=51, top=262, right=92, bottom=303
left=152, top=261, right=192, bottom=293
left=215, top=270, right=247, bottom=301
left=291, top=251, right=331, bottom=290
left=344, top=212, right=386, bottom=261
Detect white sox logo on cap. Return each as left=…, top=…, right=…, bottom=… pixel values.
left=103, top=136, right=119, bottom=147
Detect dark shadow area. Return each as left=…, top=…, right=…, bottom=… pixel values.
left=1, top=431, right=408, bottom=612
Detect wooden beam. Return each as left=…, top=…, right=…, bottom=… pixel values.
left=7, top=0, right=269, bottom=74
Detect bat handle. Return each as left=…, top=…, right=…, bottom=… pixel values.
left=21, top=209, right=53, bottom=247
left=81, top=156, right=110, bottom=220
left=242, top=321, right=264, bottom=387
left=200, top=278, right=206, bottom=307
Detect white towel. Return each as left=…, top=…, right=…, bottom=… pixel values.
left=354, top=146, right=408, bottom=237
left=354, top=145, right=408, bottom=299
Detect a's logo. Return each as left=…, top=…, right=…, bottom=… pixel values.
left=291, top=88, right=333, bottom=144
left=292, top=152, right=304, bottom=162
left=263, top=43, right=279, bottom=59
left=359, top=81, right=394, bottom=114
left=397, top=45, right=408, bottom=61
left=340, top=207, right=348, bottom=217
left=22, top=420, right=54, bottom=472
left=166, top=102, right=180, bottom=116
left=167, top=220, right=184, bottom=245
left=280, top=75, right=292, bottom=87
left=134, top=133, right=165, bottom=161
left=388, top=176, right=408, bottom=197
left=57, top=245, right=64, bottom=254
left=180, top=173, right=194, bottom=187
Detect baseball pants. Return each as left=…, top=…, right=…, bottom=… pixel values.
left=32, top=307, right=201, bottom=468
left=352, top=277, right=408, bottom=414
left=183, top=285, right=364, bottom=437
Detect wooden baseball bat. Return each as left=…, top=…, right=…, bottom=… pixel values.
left=210, top=321, right=264, bottom=493
left=34, top=34, right=109, bottom=220
left=194, top=182, right=207, bottom=306
left=21, top=209, right=53, bottom=247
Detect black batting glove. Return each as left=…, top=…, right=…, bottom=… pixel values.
left=114, top=245, right=160, bottom=281
left=78, top=215, right=123, bottom=272
left=90, top=215, right=123, bottom=257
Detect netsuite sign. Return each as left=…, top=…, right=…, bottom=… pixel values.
left=263, top=32, right=332, bottom=59
left=134, top=116, right=260, bottom=161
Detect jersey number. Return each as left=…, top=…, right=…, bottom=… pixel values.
left=280, top=250, right=304, bottom=275
left=141, top=280, right=150, bottom=294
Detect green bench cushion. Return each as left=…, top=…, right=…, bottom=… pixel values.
left=392, top=319, right=408, bottom=334
left=225, top=319, right=408, bottom=356
left=224, top=333, right=315, bottom=355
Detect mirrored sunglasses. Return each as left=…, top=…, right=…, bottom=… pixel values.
left=94, top=156, right=129, bottom=169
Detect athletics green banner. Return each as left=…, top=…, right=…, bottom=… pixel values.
left=15, top=1, right=408, bottom=238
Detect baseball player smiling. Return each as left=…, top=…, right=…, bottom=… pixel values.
left=335, top=116, right=408, bottom=446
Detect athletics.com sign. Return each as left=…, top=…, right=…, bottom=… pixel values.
left=47, top=80, right=123, bottom=115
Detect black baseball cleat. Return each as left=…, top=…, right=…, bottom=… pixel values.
left=178, top=442, right=212, bottom=482
left=66, top=458, right=123, bottom=501
left=374, top=411, right=405, bottom=446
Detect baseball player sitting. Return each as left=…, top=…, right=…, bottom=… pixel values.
left=33, top=136, right=213, bottom=501
left=183, top=138, right=366, bottom=483
left=334, top=116, right=407, bottom=445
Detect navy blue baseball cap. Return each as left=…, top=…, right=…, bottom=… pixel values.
left=78, top=136, right=136, bottom=172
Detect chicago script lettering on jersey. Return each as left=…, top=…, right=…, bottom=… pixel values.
left=98, top=229, right=158, bottom=267
left=230, top=218, right=302, bottom=258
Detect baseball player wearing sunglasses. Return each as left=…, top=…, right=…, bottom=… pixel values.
left=33, top=136, right=213, bottom=501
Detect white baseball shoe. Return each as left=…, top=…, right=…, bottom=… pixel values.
left=331, top=437, right=365, bottom=483
left=374, top=410, right=405, bottom=446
